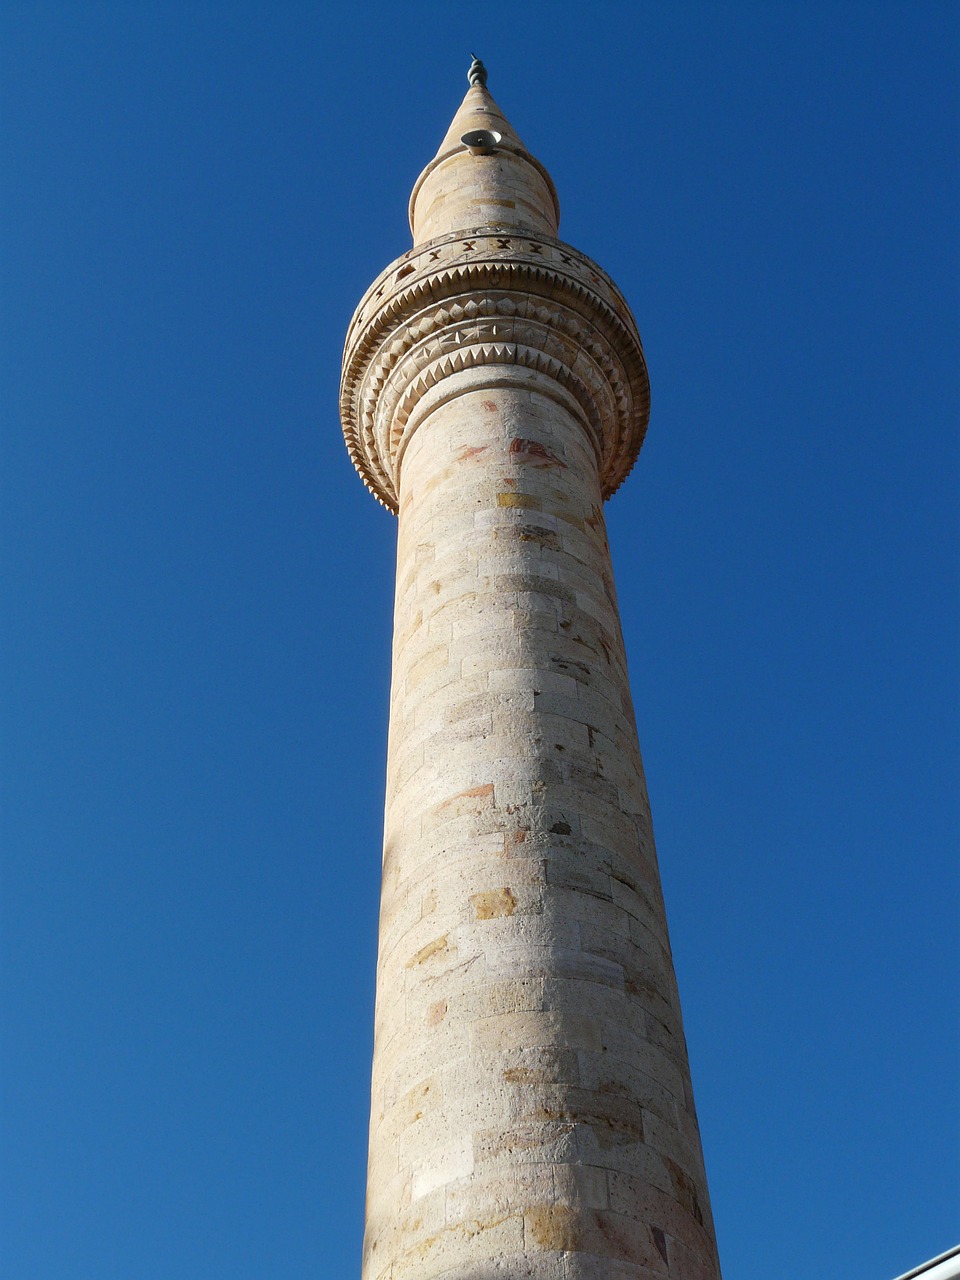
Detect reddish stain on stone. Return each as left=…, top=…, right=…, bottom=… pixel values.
left=481, top=399, right=498, bottom=412
left=508, top=437, right=567, bottom=469
left=427, top=999, right=447, bottom=1026
left=459, top=783, right=495, bottom=800
left=436, top=783, right=496, bottom=817
left=457, top=444, right=488, bottom=461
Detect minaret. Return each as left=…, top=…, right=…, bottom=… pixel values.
left=340, top=60, right=722, bottom=1280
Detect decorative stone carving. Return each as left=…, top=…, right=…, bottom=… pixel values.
left=340, top=227, right=650, bottom=512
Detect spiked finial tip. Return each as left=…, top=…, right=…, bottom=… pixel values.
left=467, top=55, right=488, bottom=88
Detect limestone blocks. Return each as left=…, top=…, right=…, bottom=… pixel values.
left=340, top=228, right=651, bottom=513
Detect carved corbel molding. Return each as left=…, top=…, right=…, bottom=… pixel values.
left=340, top=228, right=650, bottom=512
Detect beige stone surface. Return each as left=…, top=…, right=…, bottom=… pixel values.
left=341, top=68, right=721, bottom=1280
left=409, top=81, right=560, bottom=246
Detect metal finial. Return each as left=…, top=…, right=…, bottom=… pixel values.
left=467, top=55, right=488, bottom=88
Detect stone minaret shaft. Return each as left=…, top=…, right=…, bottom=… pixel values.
left=341, top=62, right=722, bottom=1280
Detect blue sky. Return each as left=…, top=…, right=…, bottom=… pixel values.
left=1, top=4, right=957, bottom=1278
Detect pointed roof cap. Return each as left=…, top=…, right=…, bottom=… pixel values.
left=430, top=58, right=529, bottom=158
left=409, top=59, right=560, bottom=244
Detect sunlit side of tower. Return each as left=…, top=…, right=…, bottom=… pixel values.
left=340, top=60, right=722, bottom=1280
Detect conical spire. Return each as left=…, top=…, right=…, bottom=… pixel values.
left=409, top=59, right=560, bottom=245
left=430, top=61, right=529, bottom=162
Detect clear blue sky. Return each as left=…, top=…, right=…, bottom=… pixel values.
left=1, top=4, right=957, bottom=1277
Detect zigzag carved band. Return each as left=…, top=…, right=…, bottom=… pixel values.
left=340, top=228, right=650, bottom=512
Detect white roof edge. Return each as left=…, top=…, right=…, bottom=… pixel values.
left=892, top=1245, right=960, bottom=1280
